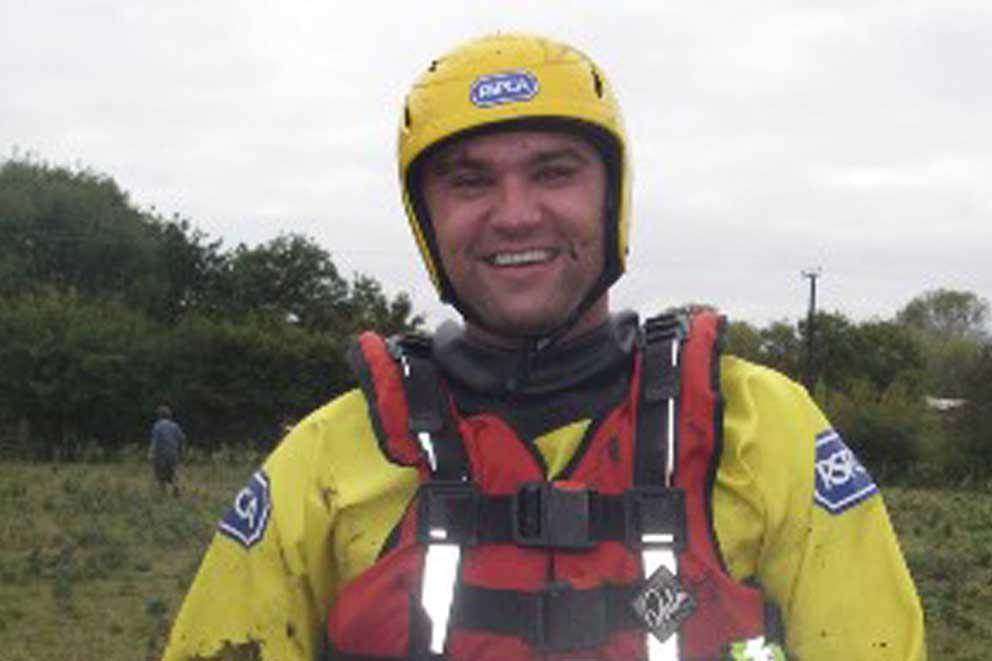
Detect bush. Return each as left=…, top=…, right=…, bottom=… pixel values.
left=815, top=378, right=941, bottom=482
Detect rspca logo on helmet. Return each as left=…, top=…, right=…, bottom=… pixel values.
left=218, top=470, right=272, bottom=548
left=813, top=429, right=878, bottom=514
left=470, top=70, right=539, bottom=107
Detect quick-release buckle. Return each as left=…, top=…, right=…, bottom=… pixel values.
left=513, top=481, right=596, bottom=550
left=531, top=582, right=608, bottom=652
left=416, top=481, right=480, bottom=546
left=624, top=486, right=687, bottom=551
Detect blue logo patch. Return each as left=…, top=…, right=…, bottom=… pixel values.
left=218, top=470, right=272, bottom=548
left=470, top=70, right=539, bottom=107
left=813, top=430, right=878, bottom=514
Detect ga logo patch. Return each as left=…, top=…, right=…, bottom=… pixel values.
left=813, top=429, right=878, bottom=514
left=218, top=469, right=272, bottom=548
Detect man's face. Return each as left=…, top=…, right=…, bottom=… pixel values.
left=422, top=130, right=608, bottom=342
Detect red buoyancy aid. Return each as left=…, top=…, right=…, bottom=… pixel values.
left=326, top=311, right=781, bottom=660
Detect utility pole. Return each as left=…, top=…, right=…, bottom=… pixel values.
left=801, top=268, right=822, bottom=391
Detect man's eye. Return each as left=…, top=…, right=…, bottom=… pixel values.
left=450, top=172, right=491, bottom=189
left=534, top=165, right=576, bottom=183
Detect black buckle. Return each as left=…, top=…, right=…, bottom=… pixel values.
left=416, top=481, right=480, bottom=546
left=532, top=582, right=608, bottom=652
left=513, top=481, right=595, bottom=549
left=624, top=487, right=686, bottom=551
left=643, top=314, right=686, bottom=344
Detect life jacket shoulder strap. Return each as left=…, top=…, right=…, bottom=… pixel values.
left=346, top=330, right=469, bottom=480
left=634, top=312, right=687, bottom=487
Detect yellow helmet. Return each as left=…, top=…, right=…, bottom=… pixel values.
left=398, top=32, right=632, bottom=311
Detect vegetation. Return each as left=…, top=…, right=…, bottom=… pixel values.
left=0, top=157, right=421, bottom=458
left=724, top=288, right=991, bottom=486
left=0, top=459, right=985, bottom=659
left=0, top=455, right=256, bottom=660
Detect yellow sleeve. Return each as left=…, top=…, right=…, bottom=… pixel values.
left=715, top=356, right=926, bottom=660
left=161, top=392, right=339, bottom=660
left=163, top=389, right=418, bottom=660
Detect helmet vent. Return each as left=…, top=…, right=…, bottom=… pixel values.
left=428, top=59, right=439, bottom=72
left=592, top=68, right=604, bottom=98
left=404, top=104, right=412, bottom=128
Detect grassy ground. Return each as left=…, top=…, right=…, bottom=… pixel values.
left=887, top=486, right=992, bottom=659
left=0, top=459, right=988, bottom=659
left=0, top=457, right=255, bottom=661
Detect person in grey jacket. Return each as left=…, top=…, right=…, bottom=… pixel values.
left=149, top=405, right=186, bottom=496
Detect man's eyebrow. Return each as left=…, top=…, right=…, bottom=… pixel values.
left=528, top=147, right=590, bottom=167
left=429, top=149, right=485, bottom=177
left=428, top=145, right=591, bottom=176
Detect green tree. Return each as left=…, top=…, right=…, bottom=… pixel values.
left=0, top=157, right=224, bottom=322
left=849, top=320, right=926, bottom=394
left=155, top=312, right=351, bottom=450
left=723, top=320, right=764, bottom=363
left=0, top=156, right=424, bottom=456
left=0, top=159, right=155, bottom=297
left=207, top=233, right=422, bottom=335
left=209, top=233, right=349, bottom=327
left=948, top=345, right=992, bottom=478
left=897, top=288, right=990, bottom=340
left=758, top=320, right=802, bottom=380
left=896, top=289, right=990, bottom=396
left=0, top=287, right=153, bottom=459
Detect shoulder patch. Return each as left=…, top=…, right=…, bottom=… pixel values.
left=813, top=429, right=878, bottom=514
left=218, top=469, right=272, bottom=548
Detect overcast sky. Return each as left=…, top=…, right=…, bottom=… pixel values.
left=2, top=1, right=989, bottom=327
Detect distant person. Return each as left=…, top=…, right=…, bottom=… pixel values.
left=165, top=32, right=925, bottom=659
left=149, top=405, right=186, bottom=496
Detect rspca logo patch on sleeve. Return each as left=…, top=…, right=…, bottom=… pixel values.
left=218, top=469, right=272, bottom=548
left=813, top=429, right=878, bottom=514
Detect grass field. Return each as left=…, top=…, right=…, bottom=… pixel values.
left=0, top=457, right=988, bottom=660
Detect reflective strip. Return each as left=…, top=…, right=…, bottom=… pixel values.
left=665, top=339, right=679, bottom=487
left=418, top=431, right=438, bottom=473
left=421, top=542, right=460, bottom=654
left=644, top=547, right=680, bottom=661
left=649, top=338, right=681, bottom=660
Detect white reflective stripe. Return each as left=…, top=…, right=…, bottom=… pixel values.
left=665, top=340, right=679, bottom=486
left=421, top=543, right=460, bottom=654
left=418, top=431, right=438, bottom=473
left=644, top=547, right=680, bottom=661
left=665, top=397, right=676, bottom=486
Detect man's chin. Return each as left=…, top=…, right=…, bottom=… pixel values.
left=474, top=305, right=573, bottom=341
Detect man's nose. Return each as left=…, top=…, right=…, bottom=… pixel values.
left=490, top=176, right=541, bottom=234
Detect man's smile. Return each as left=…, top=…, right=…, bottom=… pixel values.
left=485, top=248, right=558, bottom=267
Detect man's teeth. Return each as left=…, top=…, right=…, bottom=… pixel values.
left=491, top=249, right=550, bottom=266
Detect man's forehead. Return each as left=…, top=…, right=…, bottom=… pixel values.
left=429, top=129, right=598, bottom=168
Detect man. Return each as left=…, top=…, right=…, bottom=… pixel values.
left=164, top=33, right=925, bottom=660
left=150, top=405, right=186, bottom=496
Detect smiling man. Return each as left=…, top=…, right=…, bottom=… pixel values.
left=164, top=33, right=926, bottom=660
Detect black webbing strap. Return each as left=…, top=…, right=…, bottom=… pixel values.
left=389, top=333, right=469, bottom=482
left=416, top=482, right=687, bottom=551
left=634, top=314, right=685, bottom=487
left=451, top=582, right=641, bottom=652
